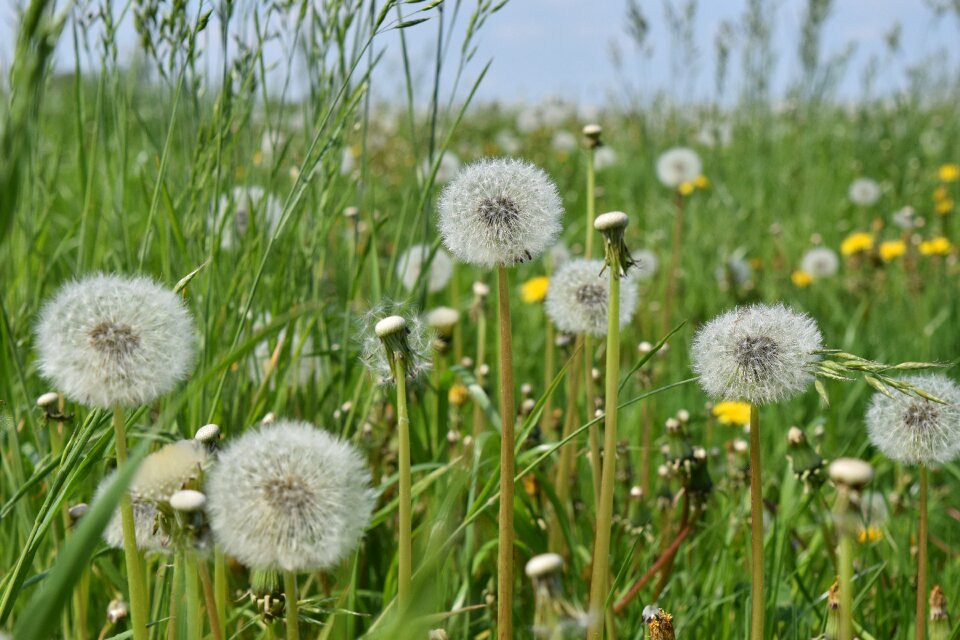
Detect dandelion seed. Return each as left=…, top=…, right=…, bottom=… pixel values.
left=437, top=158, right=564, bottom=268
left=205, top=419, right=375, bottom=572
left=213, top=186, right=283, bottom=250
left=36, top=273, right=195, bottom=409
left=848, top=178, right=881, bottom=207
left=544, top=259, right=639, bottom=337
left=800, top=247, right=840, bottom=279
left=691, top=303, right=823, bottom=406
left=866, top=374, right=960, bottom=465
left=656, top=147, right=702, bottom=189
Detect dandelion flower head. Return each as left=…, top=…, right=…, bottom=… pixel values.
left=840, top=232, right=874, bottom=256
left=848, top=178, right=881, bottom=207
left=656, top=147, right=702, bottom=189
left=800, top=247, right=839, bottom=279
left=629, top=249, right=659, bottom=282
left=712, top=401, right=752, bottom=426
left=545, top=258, right=639, bottom=337
left=879, top=240, right=907, bottom=262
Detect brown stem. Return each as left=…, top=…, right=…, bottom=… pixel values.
left=496, top=266, right=516, bottom=640
left=614, top=518, right=696, bottom=614
left=749, top=404, right=764, bottom=640
left=198, top=557, right=223, bottom=640
left=916, top=464, right=928, bottom=640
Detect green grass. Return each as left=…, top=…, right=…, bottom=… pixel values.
left=2, top=1, right=960, bottom=638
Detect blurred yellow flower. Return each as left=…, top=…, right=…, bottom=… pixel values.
left=857, top=526, right=883, bottom=544
left=448, top=383, right=470, bottom=407
left=694, top=175, right=710, bottom=189
left=678, top=181, right=695, bottom=196
left=879, top=239, right=906, bottom=262
left=939, top=163, right=960, bottom=183
left=919, top=237, right=952, bottom=256
left=791, top=270, right=813, bottom=288
left=253, top=150, right=264, bottom=167
left=840, top=232, right=874, bottom=256
left=712, top=401, right=751, bottom=426
left=936, top=198, right=954, bottom=215
left=521, top=276, right=550, bottom=303
left=934, top=186, right=949, bottom=202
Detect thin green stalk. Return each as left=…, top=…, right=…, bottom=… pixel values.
left=112, top=405, right=149, bottom=640
left=198, top=556, right=223, bottom=640
left=168, top=552, right=182, bottom=640
left=496, top=266, right=516, bottom=640
left=661, top=192, right=685, bottom=335
left=585, top=334, right=601, bottom=507
left=548, top=342, right=582, bottom=553
left=396, top=358, right=413, bottom=610
left=749, top=403, right=764, bottom=640
left=916, top=464, right=928, bottom=640
left=836, top=487, right=854, bottom=640
left=284, top=570, right=299, bottom=640
left=185, top=551, right=202, bottom=640
left=472, top=293, right=488, bottom=442
left=588, top=270, right=621, bottom=640
left=585, top=146, right=596, bottom=258
left=214, top=549, right=228, bottom=640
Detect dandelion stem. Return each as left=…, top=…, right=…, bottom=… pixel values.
left=585, top=145, right=596, bottom=258
left=396, top=356, right=413, bottom=611
left=584, top=143, right=602, bottom=508
left=198, top=556, right=223, bottom=640
left=588, top=268, right=621, bottom=640
left=916, top=464, right=928, bottom=640
left=496, top=265, right=516, bottom=640
left=185, top=551, right=202, bottom=640
left=112, top=405, right=149, bottom=640
left=283, top=570, right=299, bottom=640
left=749, top=403, right=764, bottom=640
left=836, top=486, right=855, bottom=640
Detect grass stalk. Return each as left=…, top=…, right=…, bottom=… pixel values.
left=185, top=551, right=202, bottom=640
left=749, top=403, right=764, bottom=640
left=496, top=265, right=516, bottom=640
left=198, top=557, right=223, bottom=640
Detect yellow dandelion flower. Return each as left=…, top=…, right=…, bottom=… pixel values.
left=712, top=401, right=751, bottom=426
left=919, top=237, right=952, bottom=256
left=791, top=270, right=813, bottom=288
left=857, top=526, right=883, bottom=544
left=694, top=175, right=710, bottom=189
left=520, top=276, right=550, bottom=304
left=448, top=383, right=470, bottom=407
left=936, top=198, right=954, bottom=215
left=879, top=239, right=906, bottom=262
left=938, top=163, right=960, bottom=183
left=840, top=232, right=874, bottom=256
left=934, top=186, right=949, bottom=202
left=678, top=181, right=695, bottom=196
left=253, top=150, right=264, bottom=167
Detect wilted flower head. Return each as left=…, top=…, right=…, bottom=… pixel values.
left=437, top=158, right=563, bottom=268
left=848, top=178, right=881, bottom=207
left=359, top=304, right=432, bottom=384
left=396, top=244, right=454, bottom=293
left=206, top=420, right=375, bottom=572
left=800, top=247, right=840, bottom=279
left=213, top=186, right=283, bottom=249
left=656, top=147, right=702, bottom=189
left=36, top=273, right=195, bottom=408
left=132, top=440, right=207, bottom=503
left=545, top=259, right=639, bottom=337
left=866, top=374, right=960, bottom=465
left=691, top=303, right=823, bottom=405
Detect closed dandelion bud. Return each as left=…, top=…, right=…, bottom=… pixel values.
left=545, top=259, right=639, bottom=336
left=68, top=503, right=88, bottom=525
left=786, top=426, right=825, bottom=490
left=643, top=606, right=676, bottom=640
left=676, top=409, right=690, bottom=423
left=262, top=412, right=276, bottom=425
left=363, top=310, right=431, bottom=384
left=665, top=418, right=694, bottom=473
left=525, top=554, right=588, bottom=638
left=195, top=423, right=221, bottom=444
left=426, top=306, right=460, bottom=353
left=582, top=123, right=603, bottom=148
left=828, top=458, right=874, bottom=491
left=106, top=598, right=128, bottom=624
left=36, top=391, right=59, bottom=411
left=521, top=383, right=533, bottom=397
left=727, top=439, right=750, bottom=486
left=930, top=585, right=950, bottom=640
left=594, top=211, right=636, bottom=278
left=825, top=579, right=840, bottom=640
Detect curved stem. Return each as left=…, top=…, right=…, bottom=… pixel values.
left=496, top=266, right=516, bottom=640
left=749, top=404, right=764, bottom=640
left=396, top=359, right=413, bottom=610
left=283, top=570, right=299, bottom=640
left=916, top=464, right=928, bottom=640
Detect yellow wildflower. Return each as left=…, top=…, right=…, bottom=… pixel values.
left=840, top=232, right=874, bottom=256
left=936, top=198, right=954, bottom=215
left=934, top=186, right=949, bottom=202
left=857, top=526, right=883, bottom=544
left=694, top=175, right=710, bottom=189
left=878, top=239, right=906, bottom=262
left=448, top=383, right=470, bottom=407
left=938, top=163, right=960, bottom=183
left=919, top=237, right=952, bottom=256
left=791, top=270, right=813, bottom=288
left=712, top=401, right=751, bottom=426
left=253, top=150, right=264, bottom=167
left=678, top=181, right=695, bottom=196
left=520, top=276, right=550, bottom=304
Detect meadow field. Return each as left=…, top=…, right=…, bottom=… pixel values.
left=2, top=1, right=960, bottom=639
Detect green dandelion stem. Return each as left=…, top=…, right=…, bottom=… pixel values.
left=496, top=265, right=516, bottom=640
left=836, top=487, right=855, bottom=640
left=283, top=570, right=299, bottom=640
left=185, top=550, right=202, bottom=640
left=916, top=464, right=928, bottom=640
left=749, top=403, right=764, bottom=640
left=396, top=356, right=413, bottom=611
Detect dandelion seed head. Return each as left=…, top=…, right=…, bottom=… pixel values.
left=848, top=178, right=881, bottom=207
left=213, top=186, right=283, bottom=250
left=691, top=303, right=823, bottom=406
left=593, top=147, right=618, bottom=171
left=96, top=472, right=170, bottom=553
left=800, top=247, right=840, bottom=279
left=656, top=147, right=702, bottom=189
left=545, top=259, right=639, bottom=337
left=205, top=419, right=375, bottom=572
left=359, top=303, right=432, bottom=384
left=866, top=374, right=960, bottom=465
left=133, top=440, right=207, bottom=503
left=395, top=244, right=454, bottom=293
left=438, top=158, right=563, bottom=268
left=36, top=273, right=195, bottom=409
left=629, top=249, right=659, bottom=282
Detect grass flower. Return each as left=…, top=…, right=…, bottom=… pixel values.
left=711, top=401, right=751, bottom=426
left=396, top=244, right=454, bottom=293
left=919, top=237, right=952, bottom=256
left=938, top=163, right=960, bottom=182
left=213, top=186, right=282, bottom=250
left=879, top=239, right=907, bottom=262
left=656, top=147, right=702, bottom=189
left=36, top=273, right=195, bottom=409
left=800, top=247, right=840, bottom=279
left=841, top=232, right=874, bottom=256
left=544, top=259, right=638, bottom=337
left=437, top=157, right=563, bottom=268
left=848, top=178, right=881, bottom=207
left=521, top=276, right=550, bottom=304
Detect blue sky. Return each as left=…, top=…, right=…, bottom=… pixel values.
left=1, top=0, right=956, bottom=105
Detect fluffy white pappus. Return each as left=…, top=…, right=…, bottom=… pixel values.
left=395, top=244, right=454, bottom=293
left=656, top=147, right=702, bottom=188
left=593, top=146, right=618, bottom=171
left=545, top=259, right=639, bottom=337
left=205, top=420, right=375, bottom=572
left=131, top=440, right=207, bottom=503
left=691, top=303, right=823, bottom=406
left=437, top=158, right=564, bottom=268
left=96, top=472, right=170, bottom=554
left=359, top=303, right=432, bottom=384
left=629, top=249, right=659, bottom=282
left=866, top=374, right=960, bottom=465
left=213, top=186, right=283, bottom=250
left=848, top=178, right=881, bottom=207
left=422, top=150, right=461, bottom=185
left=35, top=273, right=195, bottom=409
left=551, top=130, right=577, bottom=153
left=800, top=247, right=840, bottom=279
left=892, top=206, right=916, bottom=230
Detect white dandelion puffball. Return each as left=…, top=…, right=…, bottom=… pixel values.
left=213, top=186, right=283, bottom=250
left=396, top=244, right=454, bottom=293
left=866, top=374, right=960, bottom=465
left=629, top=249, right=659, bottom=282
left=131, top=440, right=207, bottom=503
left=551, top=130, right=577, bottom=153
left=656, top=147, right=702, bottom=189
left=691, top=303, right=823, bottom=406
left=206, top=420, right=375, bottom=572
left=359, top=305, right=432, bottom=384
left=800, top=247, right=840, bottom=279
left=36, top=273, right=195, bottom=408
left=96, top=473, right=170, bottom=553
left=848, top=178, right=881, bottom=207
left=545, top=259, right=639, bottom=337
left=892, top=206, right=916, bottom=230
left=594, top=146, right=619, bottom=171
left=422, top=150, right=461, bottom=185
left=438, top=157, right=564, bottom=268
